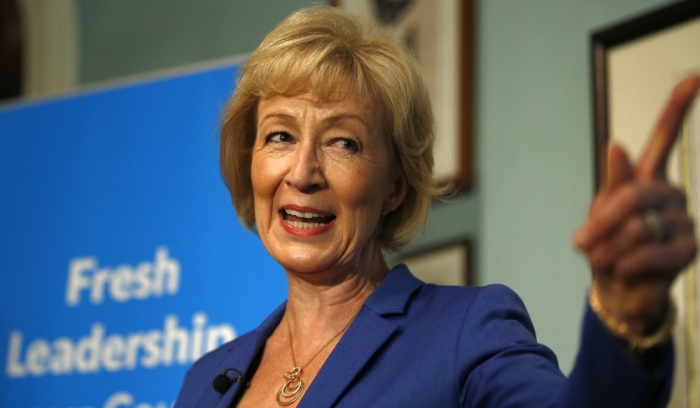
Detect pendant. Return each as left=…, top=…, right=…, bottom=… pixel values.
left=276, top=366, right=305, bottom=406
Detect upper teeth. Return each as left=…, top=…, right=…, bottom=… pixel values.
left=285, top=209, right=325, bottom=219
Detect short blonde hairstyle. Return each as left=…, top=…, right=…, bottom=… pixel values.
left=220, top=6, right=448, bottom=251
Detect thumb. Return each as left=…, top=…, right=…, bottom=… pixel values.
left=603, top=143, right=634, bottom=193
left=573, top=143, right=633, bottom=249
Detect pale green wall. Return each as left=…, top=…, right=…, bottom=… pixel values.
left=77, top=0, right=317, bottom=84
left=473, top=0, right=677, bottom=373
left=77, top=0, right=679, bottom=374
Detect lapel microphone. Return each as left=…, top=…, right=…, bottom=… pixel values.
left=212, top=368, right=244, bottom=393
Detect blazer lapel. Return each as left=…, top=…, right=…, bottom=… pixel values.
left=299, top=265, right=423, bottom=408
left=204, top=304, right=286, bottom=408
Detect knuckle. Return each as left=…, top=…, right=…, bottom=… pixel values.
left=680, top=216, right=695, bottom=233
left=588, top=246, right=611, bottom=270
left=628, top=217, right=650, bottom=241
left=684, top=238, right=698, bottom=262
left=670, top=237, right=698, bottom=269
left=617, top=186, right=642, bottom=212
left=669, top=186, right=687, bottom=208
left=668, top=213, right=695, bottom=234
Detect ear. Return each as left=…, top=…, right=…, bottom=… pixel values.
left=383, top=172, right=408, bottom=215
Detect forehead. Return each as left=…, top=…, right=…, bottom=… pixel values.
left=257, top=88, right=377, bottom=127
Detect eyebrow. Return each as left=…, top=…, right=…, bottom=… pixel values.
left=325, top=113, right=370, bottom=128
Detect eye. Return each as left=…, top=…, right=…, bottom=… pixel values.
left=331, top=138, right=360, bottom=153
left=265, top=131, right=293, bottom=144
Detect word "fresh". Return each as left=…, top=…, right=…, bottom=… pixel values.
left=66, top=247, right=180, bottom=306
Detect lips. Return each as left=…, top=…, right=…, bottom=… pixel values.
left=279, top=206, right=336, bottom=235
left=280, top=208, right=336, bottom=228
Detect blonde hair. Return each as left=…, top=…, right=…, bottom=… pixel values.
left=220, top=6, right=449, bottom=251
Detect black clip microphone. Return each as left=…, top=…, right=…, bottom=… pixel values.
left=212, top=367, right=244, bottom=393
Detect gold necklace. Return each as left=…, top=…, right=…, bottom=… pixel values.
left=276, top=310, right=360, bottom=406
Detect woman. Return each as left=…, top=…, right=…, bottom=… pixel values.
left=175, top=6, right=699, bottom=407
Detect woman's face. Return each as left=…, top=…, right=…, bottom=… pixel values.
left=251, top=90, right=406, bottom=276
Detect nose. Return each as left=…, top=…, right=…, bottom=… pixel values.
left=284, top=141, right=327, bottom=193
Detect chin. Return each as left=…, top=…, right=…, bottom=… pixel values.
left=287, top=260, right=334, bottom=275
left=275, top=251, right=344, bottom=277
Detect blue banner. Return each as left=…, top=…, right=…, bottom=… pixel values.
left=0, top=62, right=286, bottom=407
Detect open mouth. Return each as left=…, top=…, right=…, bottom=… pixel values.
left=280, top=209, right=336, bottom=229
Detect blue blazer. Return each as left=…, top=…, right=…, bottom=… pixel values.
left=174, top=264, right=673, bottom=407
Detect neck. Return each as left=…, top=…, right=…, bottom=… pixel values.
left=283, top=245, right=389, bottom=334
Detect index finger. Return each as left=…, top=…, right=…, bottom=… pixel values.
left=636, top=74, right=700, bottom=181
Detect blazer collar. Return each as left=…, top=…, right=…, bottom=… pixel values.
left=211, top=264, right=423, bottom=408
left=300, top=264, right=424, bottom=408
left=364, top=263, right=424, bottom=316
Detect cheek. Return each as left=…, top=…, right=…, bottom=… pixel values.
left=332, top=165, right=393, bottom=215
left=251, top=154, right=279, bottom=196
left=250, top=154, right=283, bottom=224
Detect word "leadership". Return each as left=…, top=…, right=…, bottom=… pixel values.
left=5, top=312, right=235, bottom=378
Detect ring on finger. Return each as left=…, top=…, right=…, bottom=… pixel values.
left=644, top=209, right=667, bottom=243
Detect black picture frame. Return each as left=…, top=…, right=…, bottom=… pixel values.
left=0, top=0, right=23, bottom=100
left=591, top=0, right=700, bottom=190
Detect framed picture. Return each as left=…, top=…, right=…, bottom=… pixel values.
left=591, top=3, right=700, bottom=407
left=399, top=241, right=471, bottom=286
left=332, top=0, right=474, bottom=189
left=0, top=0, right=22, bottom=100
left=591, top=0, right=700, bottom=187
